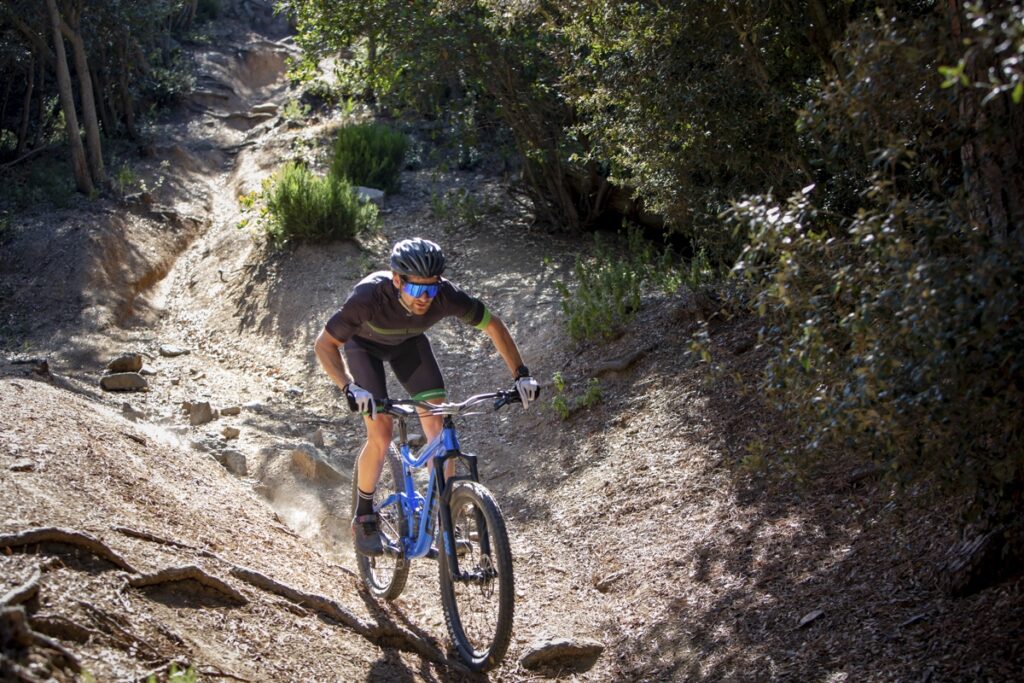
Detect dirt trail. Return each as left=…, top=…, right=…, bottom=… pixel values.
left=2, top=1, right=1022, bottom=681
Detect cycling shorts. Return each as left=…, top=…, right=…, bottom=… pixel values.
left=343, top=334, right=446, bottom=402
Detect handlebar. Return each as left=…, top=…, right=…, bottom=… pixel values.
left=378, top=389, right=521, bottom=418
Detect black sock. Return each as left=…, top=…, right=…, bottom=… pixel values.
left=356, top=488, right=375, bottom=516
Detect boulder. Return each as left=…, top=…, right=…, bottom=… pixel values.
left=290, top=444, right=343, bottom=484
left=101, top=373, right=148, bottom=392
left=220, top=405, right=242, bottom=416
left=159, top=344, right=190, bottom=357
left=189, top=401, right=214, bottom=426
left=355, top=186, right=385, bottom=206
left=106, top=353, right=143, bottom=373
left=214, top=449, right=247, bottom=476
left=520, top=637, right=604, bottom=670
left=222, top=426, right=240, bottom=440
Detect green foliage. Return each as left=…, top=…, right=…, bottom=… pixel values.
left=282, top=99, right=311, bottom=122
left=557, top=226, right=701, bottom=342
left=548, top=372, right=602, bottom=421
left=146, top=663, right=197, bottom=683
left=0, top=156, right=77, bottom=211
left=730, top=7, right=1024, bottom=525
left=246, top=162, right=379, bottom=245
left=330, top=123, right=408, bottom=194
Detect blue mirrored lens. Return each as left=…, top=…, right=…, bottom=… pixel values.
left=402, top=282, right=440, bottom=298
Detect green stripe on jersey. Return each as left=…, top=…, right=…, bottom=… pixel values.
left=367, top=322, right=429, bottom=336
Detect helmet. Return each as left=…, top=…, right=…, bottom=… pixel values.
left=389, top=238, right=446, bottom=277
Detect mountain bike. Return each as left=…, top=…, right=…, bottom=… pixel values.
left=350, top=389, right=520, bottom=672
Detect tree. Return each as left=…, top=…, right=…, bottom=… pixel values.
left=44, top=0, right=91, bottom=193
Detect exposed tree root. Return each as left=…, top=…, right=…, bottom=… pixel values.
left=76, top=600, right=163, bottom=660
left=1, top=568, right=40, bottom=607
left=0, top=528, right=135, bottom=573
left=228, top=566, right=446, bottom=664
left=0, top=606, right=81, bottom=676
left=28, top=614, right=99, bottom=644
left=111, top=525, right=219, bottom=560
left=129, top=566, right=248, bottom=605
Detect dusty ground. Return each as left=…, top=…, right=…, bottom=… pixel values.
left=1, top=1, right=1022, bottom=681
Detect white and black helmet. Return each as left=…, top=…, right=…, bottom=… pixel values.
left=390, top=238, right=446, bottom=277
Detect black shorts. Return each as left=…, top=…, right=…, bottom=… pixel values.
left=343, top=334, right=445, bottom=402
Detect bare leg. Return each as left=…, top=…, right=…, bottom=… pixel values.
left=356, top=414, right=394, bottom=494
left=419, top=398, right=456, bottom=478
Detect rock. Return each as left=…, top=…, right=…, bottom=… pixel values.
left=106, top=353, right=143, bottom=373
left=356, top=186, right=385, bottom=206
left=10, top=460, right=35, bottom=472
left=189, top=401, right=214, bottom=426
left=520, top=637, right=604, bottom=670
left=220, top=405, right=242, bottom=416
left=139, top=366, right=159, bottom=376
left=290, top=444, right=343, bottom=484
left=214, top=449, right=248, bottom=476
left=242, top=401, right=264, bottom=412
left=222, top=426, right=240, bottom=440
left=101, top=373, right=148, bottom=392
left=251, top=102, right=278, bottom=115
left=9, top=356, right=50, bottom=377
left=121, top=403, right=146, bottom=420
left=190, top=439, right=211, bottom=453
left=312, top=427, right=325, bottom=448
left=798, top=609, right=825, bottom=628
left=285, top=385, right=304, bottom=397
left=159, top=344, right=190, bottom=357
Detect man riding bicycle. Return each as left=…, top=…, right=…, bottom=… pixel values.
left=314, top=237, right=539, bottom=556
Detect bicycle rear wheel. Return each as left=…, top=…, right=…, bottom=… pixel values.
left=438, top=481, right=514, bottom=672
left=351, top=443, right=409, bottom=600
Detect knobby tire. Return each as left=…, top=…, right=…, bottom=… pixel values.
left=438, top=481, right=514, bottom=672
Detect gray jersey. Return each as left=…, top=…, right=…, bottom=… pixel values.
left=325, top=271, right=491, bottom=346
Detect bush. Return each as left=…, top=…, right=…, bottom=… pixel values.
left=329, top=123, right=408, bottom=194
left=728, top=7, right=1024, bottom=534
left=258, top=162, right=378, bottom=244
left=557, top=226, right=710, bottom=342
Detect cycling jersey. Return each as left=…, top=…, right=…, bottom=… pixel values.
left=325, top=271, right=491, bottom=346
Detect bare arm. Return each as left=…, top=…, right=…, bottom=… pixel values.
left=481, top=315, right=527, bottom=378
left=314, top=328, right=353, bottom=391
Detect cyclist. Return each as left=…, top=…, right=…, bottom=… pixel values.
left=314, top=237, right=540, bottom=556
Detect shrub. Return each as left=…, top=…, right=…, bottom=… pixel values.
left=330, top=123, right=408, bottom=194
left=556, top=225, right=705, bottom=342
left=257, top=162, right=378, bottom=244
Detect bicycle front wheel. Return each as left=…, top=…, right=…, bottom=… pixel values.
left=351, top=443, right=409, bottom=600
left=438, top=481, right=514, bottom=672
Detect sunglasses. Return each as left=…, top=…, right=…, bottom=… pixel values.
left=401, top=278, right=440, bottom=299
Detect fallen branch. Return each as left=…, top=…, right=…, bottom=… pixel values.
left=0, top=528, right=135, bottom=573
left=1, top=568, right=40, bottom=607
left=0, top=144, right=57, bottom=170
left=30, top=630, right=82, bottom=673
left=229, top=565, right=445, bottom=664
left=129, top=566, right=248, bottom=605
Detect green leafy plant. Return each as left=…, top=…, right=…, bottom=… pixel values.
left=548, top=372, right=602, bottom=421
left=281, top=99, right=310, bottom=122
left=330, top=123, right=408, bottom=194
left=244, top=161, right=378, bottom=245
left=558, top=226, right=686, bottom=341
left=429, top=188, right=485, bottom=232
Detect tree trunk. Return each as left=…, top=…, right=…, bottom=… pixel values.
left=16, top=55, right=35, bottom=156
left=116, top=38, right=138, bottom=141
left=948, top=0, right=1024, bottom=237
left=91, top=62, right=113, bottom=137
left=33, top=55, right=46, bottom=148
left=60, top=13, right=105, bottom=184
left=44, top=0, right=92, bottom=194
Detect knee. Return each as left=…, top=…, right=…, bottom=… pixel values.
left=365, top=416, right=394, bottom=449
